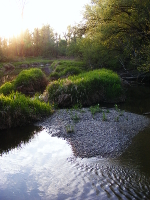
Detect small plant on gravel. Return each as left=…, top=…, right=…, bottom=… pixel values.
left=72, top=102, right=82, bottom=110
left=114, top=104, right=120, bottom=112
left=90, top=104, right=101, bottom=116
left=102, top=112, right=106, bottom=121
left=71, top=112, right=80, bottom=123
left=119, top=110, right=124, bottom=116
left=115, top=116, right=119, bottom=122
left=66, top=125, right=74, bottom=133
left=106, top=109, right=110, bottom=113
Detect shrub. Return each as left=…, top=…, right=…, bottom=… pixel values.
left=0, top=92, right=53, bottom=129
left=47, top=69, right=124, bottom=108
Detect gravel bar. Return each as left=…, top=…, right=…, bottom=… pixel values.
left=38, top=108, right=150, bottom=158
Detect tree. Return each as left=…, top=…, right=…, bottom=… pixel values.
left=82, top=0, right=150, bottom=71
left=23, top=29, right=33, bottom=56
left=40, top=25, right=55, bottom=57
left=58, top=39, right=67, bottom=56
left=33, top=28, right=41, bottom=56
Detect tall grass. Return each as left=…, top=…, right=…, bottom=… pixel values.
left=0, top=92, right=53, bottom=129
left=47, top=69, right=123, bottom=107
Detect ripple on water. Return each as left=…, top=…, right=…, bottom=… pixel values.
left=70, top=157, right=150, bottom=200
left=0, top=127, right=150, bottom=200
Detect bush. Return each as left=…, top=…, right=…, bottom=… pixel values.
left=0, top=92, right=53, bottom=129
left=47, top=69, right=124, bottom=107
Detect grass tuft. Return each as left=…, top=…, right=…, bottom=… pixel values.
left=0, top=68, right=48, bottom=95
left=47, top=68, right=123, bottom=108
left=50, top=60, right=86, bottom=80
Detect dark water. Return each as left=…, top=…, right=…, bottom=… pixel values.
left=0, top=85, right=150, bottom=200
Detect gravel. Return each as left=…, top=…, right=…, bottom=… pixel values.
left=37, top=108, right=150, bottom=158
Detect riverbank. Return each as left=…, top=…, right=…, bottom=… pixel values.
left=38, top=107, right=150, bottom=158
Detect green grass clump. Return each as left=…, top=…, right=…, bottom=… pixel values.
left=0, top=68, right=48, bottom=95
left=47, top=68, right=123, bottom=107
left=14, top=68, right=47, bottom=87
left=50, top=66, right=82, bottom=80
left=0, top=92, right=53, bottom=129
left=0, top=82, right=14, bottom=95
left=90, top=104, right=101, bottom=116
left=50, top=60, right=86, bottom=80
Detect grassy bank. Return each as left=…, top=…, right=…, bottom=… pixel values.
left=47, top=68, right=124, bottom=107
left=0, top=92, right=53, bottom=130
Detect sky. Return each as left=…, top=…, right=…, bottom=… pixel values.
left=0, top=0, right=91, bottom=38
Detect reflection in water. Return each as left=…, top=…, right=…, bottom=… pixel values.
left=120, top=127, right=150, bottom=176
left=120, top=85, right=150, bottom=115
left=0, top=126, right=42, bottom=156
left=0, top=130, right=76, bottom=200
left=0, top=128, right=150, bottom=199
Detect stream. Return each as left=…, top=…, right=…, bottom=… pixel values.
left=0, top=85, right=150, bottom=200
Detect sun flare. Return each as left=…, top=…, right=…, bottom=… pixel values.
left=0, top=0, right=23, bottom=38
left=0, top=0, right=91, bottom=38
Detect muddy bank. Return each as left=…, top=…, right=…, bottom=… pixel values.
left=37, top=108, right=150, bottom=158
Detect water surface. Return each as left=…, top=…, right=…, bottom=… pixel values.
left=0, top=85, right=150, bottom=199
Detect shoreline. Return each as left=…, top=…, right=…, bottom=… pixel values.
left=38, top=107, right=150, bottom=158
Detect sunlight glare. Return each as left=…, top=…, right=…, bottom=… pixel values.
left=0, top=0, right=91, bottom=38
left=0, top=0, right=23, bottom=38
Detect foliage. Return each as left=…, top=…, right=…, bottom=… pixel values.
left=47, top=69, right=123, bottom=107
left=81, top=0, right=150, bottom=71
left=0, top=92, right=53, bottom=129
left=58, top=40, right=67, bottom=56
